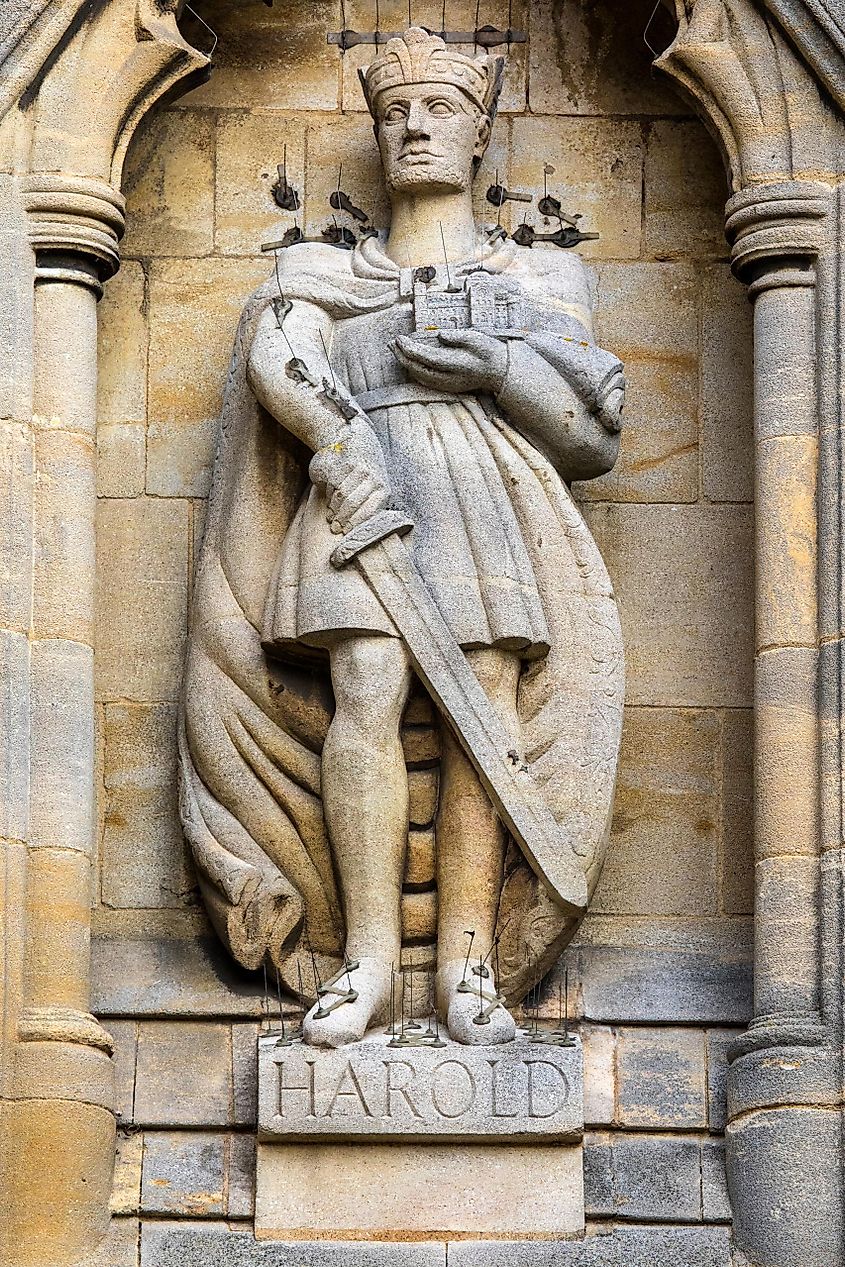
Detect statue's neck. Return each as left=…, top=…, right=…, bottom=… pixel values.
left=385, top=190, right=478, bottom=269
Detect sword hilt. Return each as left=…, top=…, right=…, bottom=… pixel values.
left=329, top=509, right=414, bottom=569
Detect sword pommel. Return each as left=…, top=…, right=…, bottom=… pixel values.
left=330, top=509, right=414, bottom=569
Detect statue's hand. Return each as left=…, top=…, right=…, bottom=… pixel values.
left=393, top=330, right=507, bottom=395
left=308, top=417, right=394, bottom=535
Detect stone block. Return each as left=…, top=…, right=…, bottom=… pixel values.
left=134, top=1023, right=232, bottom=1127
left=408, top=768, right=439, bottom=828
left=95, top=498, right=190, bottom=703
left=404, top=829, right=436, bottom=889
left=147, top=258, right=268, bottom=497
left=571, top=917, right=753, bottom=1025
left=579, top=262, right=699, bottom=504
left=0, top=419, right=33, bottom=635
left=81, top=1216, right=140, bottom=1267
left=141, top=1223, right=447, bottom=1265
left=233, top=1023, right=260, bottom=1126
left=111, top=1130, right=143, bottom=1216
left=510, top=118, right=643, bottom=260
left=582, top=1025, right=616, bottom=1126
left=593, top=708, right=719, bottom=917
left=449, top=1226, right=732, bottom=1265
left=616, top=1027, right=707, bottom=1129
left=258, top=1031, right=582, bottom=1143
left=215, top=112, right=306, bottom=257
left=228, top=1134, right=257, bottom=1219
left=109, top=1020, right=139, bottom=1123
left=585, top=1131, right=702, bottom=1221
left=720, top=709, right=753, bottom=915
left=701, top=265, right=754, bottom=503
left=303, top=113, right=390, bottom=239
left=340, top=0, right=528, bottom=114
left=29, top=638, right=94, bottom=852
left=97, top=261, right=147, bottom=498
left=702, top=1138, right=732, bottom=1222
left=140, top=1131, right=225, bottom=1217
left=33, top=428, right=96, bottom=643
left=181, top=0, right=339, bottom=110
left=101, top=703, right=195, bottom=910
left=256, top=1141, right=583, bottom=1240
left=0, top=629, right=30, bottom=842
left=92, top=934, right=265, bottom=1018
left=584, top=504, right=753, bottom=708
left=644, top=121, right=727, bottom=259
left=705, top=1028, right=737, bottom=1133
left=122, top=110, right=214, bottom=258
left=528, top=0, right=686, bottom=117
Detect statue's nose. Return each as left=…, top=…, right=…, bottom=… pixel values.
left=405, top=102, right=430, bottom=137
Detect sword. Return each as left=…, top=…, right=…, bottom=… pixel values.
left=330, top=510, right=587, bottom=917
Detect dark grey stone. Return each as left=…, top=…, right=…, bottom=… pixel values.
left=584, top=1132, right=702, bottom=1222
left=701, top=1139, right=732, bottom=1223
left=448, top=1224, right=732, bottom=1265
left=93, top=936, right=266, bottom=1018
left=140, top=1224, right=446, bottom=1266
left=577, top=945, right=752, bottom=1026
left=705, top=1029, right=738, bottom=1132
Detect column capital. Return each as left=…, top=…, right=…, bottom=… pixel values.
left=23, top=173, right=126, bottom=294
left=725, top=180, right=831, bottom=284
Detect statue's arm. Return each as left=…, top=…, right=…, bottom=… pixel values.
left=247, top=301, right=348, bottom=450
left=495, top=336, right=624, bottom=482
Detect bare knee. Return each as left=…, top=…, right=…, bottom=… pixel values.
left=329, top=635, right=412, bottom=734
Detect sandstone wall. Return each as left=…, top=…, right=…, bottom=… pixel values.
left=91, top=0, right=752, bottom=1251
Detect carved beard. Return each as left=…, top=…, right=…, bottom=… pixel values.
left=384, top=159, right=471, bottom=192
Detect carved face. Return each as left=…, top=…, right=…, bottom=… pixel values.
left=375, top=82, right=492, bottom=193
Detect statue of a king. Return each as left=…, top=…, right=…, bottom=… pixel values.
left=179, top=27, right=626, bottom=1048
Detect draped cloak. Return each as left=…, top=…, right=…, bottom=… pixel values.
left=178, top=232, right=625, bottom=1005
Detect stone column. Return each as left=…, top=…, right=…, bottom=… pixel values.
left=724, top=180, right=843, bottom=1267
left=0, top=176, right=124, bottom=1267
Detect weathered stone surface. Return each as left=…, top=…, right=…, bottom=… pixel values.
left=720, top=710, right=754, bottom=915
left=101, top=703, right=195, bottom=910
left=214, top=112, right=306, bottom=257
left=593, top=708, right=719, bottom=917
left=584, top=1130, right=702, bottom=1221
left=233, top=1023, right=260, bottom=1126
left=146, top=258, right=267, bottom=497
left=110, top=1131, right=142, bottom=1216
left=134, top=1023, right=231, bottom=1127
left=180, top=0, right=340, bottom=111
left=256, top=1141, right=583, bottom=1240
left=80, top=1216, right=140, bottom=1267
left=141, top=1223, right=447, bottom=1266
left=700, top=265, right=754, bottom=503
left=616, top=1027, right=707, bottom=1129
left=109, top=1020, right=139, bottom=1123
left=585, top=504, right=753, bottom=708
left=302, top=113, right=390, bottom=238
left=97, top=261, right=147, bottom=498
left=449, top=1224, right=732, bottom=1265
left=95, top=498, right=190, bottom=703
left=705, top=1028, right=738, bottom=1133
left=702, top=1138, right=732, bottom=1222
left=581, top=1024, right=616, bottom=1126
left=528, top=0, right=686, bottom=117
left=510, top=117, right=643, bottom=260
left=140, top=1131, right=225, bottom=1217
left=258, top=1031, right=583, bottom=1142
left=581, top=262, right=698, bottom=503
left=122, top=110, right=215, bottom=258
left=228, top=1134, right=257, bottom=1220
left=92, top=934, right=266, bottom=1018
left=643, top=121, right=727, bottom=259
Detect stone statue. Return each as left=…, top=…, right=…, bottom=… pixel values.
left=179, top=27, right=626, bottom=1048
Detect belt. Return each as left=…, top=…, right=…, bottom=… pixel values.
left=355, top=383, right=460, bottom=412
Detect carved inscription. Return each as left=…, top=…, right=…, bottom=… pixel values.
left=259, top=1034, right=582, bottom=1142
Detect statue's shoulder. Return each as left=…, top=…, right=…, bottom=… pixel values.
left=245, top=242, right=357, bottom=316
left=506, top=244, right=594, bottom=309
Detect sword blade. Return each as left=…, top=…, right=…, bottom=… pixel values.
left=353, top=532, right=587, bottom=916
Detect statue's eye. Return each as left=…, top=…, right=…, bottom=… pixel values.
left=428, top=99, right=455, bottom=117
left=383, top=104, right=408, bottom=123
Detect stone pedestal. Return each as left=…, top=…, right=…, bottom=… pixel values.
left=256, top=1029, right=584, bottom=1241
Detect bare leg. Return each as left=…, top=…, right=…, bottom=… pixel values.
left=303, top=634, right=412, bottom=1047
left=435, top=649, right=521, bottom=1045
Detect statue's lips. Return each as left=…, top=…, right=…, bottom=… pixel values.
left=398, top=150, right=441, bottom=162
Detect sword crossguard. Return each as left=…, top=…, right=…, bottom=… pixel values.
left=329, top=509, right=414, bottom=569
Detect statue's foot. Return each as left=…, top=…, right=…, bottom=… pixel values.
left=302, top=956, right=391, bottom=1049
left=437, top=959, right=516, bottom=1046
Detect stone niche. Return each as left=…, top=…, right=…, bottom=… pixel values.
left=92, top=0, right=753, bottom=1253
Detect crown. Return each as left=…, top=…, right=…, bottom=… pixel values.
left=359, top=27, right=505, bottom=118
